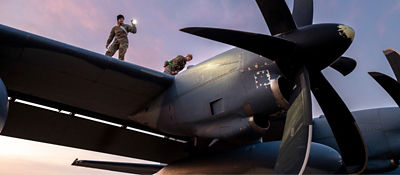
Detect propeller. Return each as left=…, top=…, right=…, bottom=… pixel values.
left=369, top=48, right=400, bottom=107
left=293, top=0, right=313, bottom=27
left=255, top=0, right=297, bottom=35
left=181, top=0, right=367, bottom=173
left=383, top=48, right=400, bottom=81
left=274, top=67, right=312, bottom=174
left=369, top=72, right=400, bottom=107
left=330, top=56, right=357, bottom=76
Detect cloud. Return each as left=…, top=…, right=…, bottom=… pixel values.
left=375, top=1, right=400, bottom=36
left=31, top=0, right=106, bottom=32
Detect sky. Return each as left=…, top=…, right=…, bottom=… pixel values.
left=0, top=0, right=400, bottom=174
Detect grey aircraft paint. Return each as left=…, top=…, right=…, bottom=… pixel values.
left=313, top=107, right=400, bottom=173
left=131, top=48, right=286, bottom=142
left=157, top=141, right=343, bottom=174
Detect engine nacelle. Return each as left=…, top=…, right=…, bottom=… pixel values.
left=0, top=78, right=8, bottom=133
left=249, top=75, right=294, bottom=118
left=245, top=75, right=293, bottom=133
left=270, top=77, right=291, bottom=113
left=191, top=115, right=270, bottom=144
left=192, top=75, right=295, bottom=142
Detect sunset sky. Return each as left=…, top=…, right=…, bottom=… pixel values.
left=1, top=0, right=400, bottom=174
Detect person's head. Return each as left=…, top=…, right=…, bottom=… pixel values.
left=117, top=14, right=125, bottom=25
left=185, top=54, right=193, bottom=61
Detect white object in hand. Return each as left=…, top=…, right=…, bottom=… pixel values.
left=132, top=19, right=137, bottom=25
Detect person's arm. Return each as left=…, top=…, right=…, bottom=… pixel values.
left=126, top=22, right=137, bottom=34
left=164, top=61, right=170, bottom=67
left=106, top=27, right=115, bottom=48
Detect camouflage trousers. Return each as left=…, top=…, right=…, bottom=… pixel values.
left=105, top=41, right=128, bottom=61
left=163, top=65, right=173, bottom=75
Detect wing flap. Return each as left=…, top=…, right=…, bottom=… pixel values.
left=0, top=102, right=188, bottom=163
left=72, top=159, right=165, bottom=174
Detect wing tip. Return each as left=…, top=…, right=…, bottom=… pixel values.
left=71, top=158, right=80, bottom=165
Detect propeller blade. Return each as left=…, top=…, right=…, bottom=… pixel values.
left=383, top=48, right=400, bottom=82
left=330, top=56, right=357, bottom=76
left=255, top=0, right=297, bottom=35
left=275, top=67, right=312, bottom=174
left=292, top=0, right=314, bottom=27
left=310, top=71, right=367, bottom=173
left=369, top=72, right=400, bottom=107
left=180, top=27, right=295, bottom=60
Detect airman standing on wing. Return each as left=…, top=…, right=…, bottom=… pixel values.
left=105, top=14, right=137, bottom=61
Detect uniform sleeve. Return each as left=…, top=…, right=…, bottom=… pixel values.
left=106, top=27, right=115, bottom=45
left=125, top=23, right=137, bottom=34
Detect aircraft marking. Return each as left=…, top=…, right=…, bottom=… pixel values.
left=254, top=69, right=272, bottom=89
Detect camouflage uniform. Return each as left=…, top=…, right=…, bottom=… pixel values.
left=164, top=55, right=187, bottom=75
left=105, top=23, right=137, bottom=60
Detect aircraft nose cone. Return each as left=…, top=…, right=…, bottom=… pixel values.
left=337, top=25, right=355, bottom=42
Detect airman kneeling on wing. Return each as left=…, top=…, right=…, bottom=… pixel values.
left=164, top=54, right=193, bottom=75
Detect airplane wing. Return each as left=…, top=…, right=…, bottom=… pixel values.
left=0, top=24, right=172, bottom=121
left=0, top=24, right=188, bottom=163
